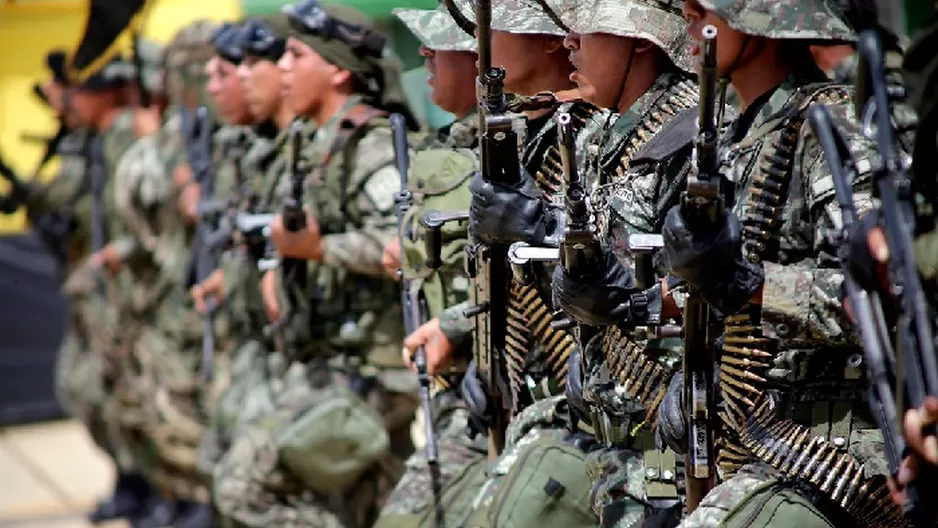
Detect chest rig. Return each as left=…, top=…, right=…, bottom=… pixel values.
left=500, top=101, right=597, bottom=415
left=714, top=85, right=908, bottom=528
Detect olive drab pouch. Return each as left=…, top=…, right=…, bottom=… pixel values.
left=465, top=437, right=597, bottom=528
left=400, top=147, right=476, bottom=317
left=276, top=382, right=390, bottom=494
left=720, top=482, right=839, bottom=528
left=372, top=456, right=490, bottom=528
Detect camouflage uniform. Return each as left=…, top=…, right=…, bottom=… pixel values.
left=374, top=7, right=486, bottom=525
left=212, top=5, right=419, bottom=527
left=541, top=0, right=703, bottom=525
left=656, top=1, right=904, bottom=526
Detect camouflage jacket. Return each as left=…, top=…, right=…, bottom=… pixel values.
left=279, top=96, right=406, bottom=369
left=100, top=109, right=142, bottom=263
left=708, top=66, right=894, bottom=492
left=580, top=71, right=699, bottom=427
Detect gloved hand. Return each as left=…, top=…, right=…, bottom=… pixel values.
left=661, top=206, right=763, bottom=317
left=460, top=361, right=493, bottom=439
left=655, top=372, right=687, bottom=455
left=551, top=248, right=661, bottom=327
left=468, top=171, right=563, bottom=246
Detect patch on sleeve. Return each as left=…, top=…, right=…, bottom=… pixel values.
left=362, top=165, right=400, bottom=211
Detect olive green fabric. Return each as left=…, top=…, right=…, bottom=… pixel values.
left=277, top=383, right=390, bottom=494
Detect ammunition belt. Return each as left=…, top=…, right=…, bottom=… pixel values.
left=529, top=101, right=596, bottom=198
left=719, top=86, right=906, bottom=527
left=603, top=326, right=672, bottom=421
left=506, top=280, right=576, bottom=415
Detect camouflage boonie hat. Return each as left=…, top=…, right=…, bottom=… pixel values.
left=163, top=20, right=219, bottom=106
left=546, top=0, right=693, bottom=72
left=452, top=0, right=565, bottom=36
left=697, top=0, right=856, bottom=42
left=135, top=38, right=165, bottom=94
left=76, top=55, right=134, bottom=91
left=392, top=5, right=476, bottom=52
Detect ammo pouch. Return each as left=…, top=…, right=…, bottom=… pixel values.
left=277, top=382, right=390, bottom=495
left=463, top=437, right=597, bottom=528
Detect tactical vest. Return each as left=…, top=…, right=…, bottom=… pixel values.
left=574, top=77, right=699, bottom=504
left=714, top=83, right=907, bottom=528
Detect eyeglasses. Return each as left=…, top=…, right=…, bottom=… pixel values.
left=238, top=20, right=287, bottom=60
left=211, top=23, right=245, bottom=64
left=282, top=0, right=386, bottom=58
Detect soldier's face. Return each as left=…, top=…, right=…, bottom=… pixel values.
left=421, top=46, right=477, bottom=117
left=279, top=38, right=340, bottom=117
left=490, top=30, right=565, bottom=95
left=70, top=89, right=110, bottom=128
left=682, top=0, right=752, bottom=77
left=206, top=56, right=252, bottom=125
left=238, top=56, right=282, bottom=122
left=564, top=32, right=637, bottom=109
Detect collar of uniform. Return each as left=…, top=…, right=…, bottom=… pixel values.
left=600, top=71, right=679, bottom=168
left=316, top=94, right=365, bottom=133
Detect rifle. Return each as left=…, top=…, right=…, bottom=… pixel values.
left=680, top=24, right=721, bottom=513
left=816, top=28, right=938, bottom=526
left=390, top=112, right=444, bottom=526
left=270, top=121, right=308, bottom=347
left=183, top=106, right=218, bottom=381
left=132, top=30, right=151, bottom=108
left=462, top=0, right=521, bottom=460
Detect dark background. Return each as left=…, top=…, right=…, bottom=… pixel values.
left=0, top=231, right=67, bottom=426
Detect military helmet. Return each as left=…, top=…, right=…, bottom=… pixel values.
left=392, top=5, right=477, bottom=53
left=135, top=38, right=166, bottom=95
left=163, top=19, right=219, bottom=106
left=237, top=16, right=289, bottom=61
left=696, top=0, right=856, bottom=42
left=542, top=0, right=693, bottom=72
left=451, top=0, right=566, bottom=36
left=211, top=22, right=246, bottom=64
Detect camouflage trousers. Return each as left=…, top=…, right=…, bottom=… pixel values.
left=213, top=358, right=418, bottom=528
left=107, top=325, right=211, bottom=502
left=196, top=338, right=273, bottom=484
left=374, top=389, right=488, bottom=527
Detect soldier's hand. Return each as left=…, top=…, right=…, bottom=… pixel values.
left=89, top=243, right=122, bottom=275
left=178, top=180, right=201, bottom=224
left=191, top=269, right=225, bottom=313
left=468, top=171, right=561, bottom=246
left=260, top=270, right=281, bottom=323
left=403, top=318, right=454, bottom=375
left=889, top=396, right=938, bottom=509
left=382, top=239, right=402, bottom=279
left=270, top=212, right=323, bottom=261
left=551, top=248, right=644, bottom=327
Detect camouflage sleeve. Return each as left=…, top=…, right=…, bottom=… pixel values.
left=760, top=100, right=875, bottom=349
left=320, top=126, right=398, bottom=278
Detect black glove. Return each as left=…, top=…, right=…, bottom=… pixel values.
left=551, top=248, right=662, bottom=327
left=460, top=361, right=493, bottom=439
left=468, top=171, right=562, bottom=246
left=661, top=206, right=763, bottom=317
left=846, top=210, right=882, bottom=292
left=655, top=372, right=687, bottom=455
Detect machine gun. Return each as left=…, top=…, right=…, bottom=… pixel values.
left=0, top=152, right=29, bottom=215
left=679, top=24, right=722, bottom=513
left=807, top=29, right=938, bottom=527
left=390, top=113, right=444, bottom=526
left=182, top=106, right=218, bottom=381
left=461, top=0, right=523, bottom=459
left=270, top=121, right=308, bottom=346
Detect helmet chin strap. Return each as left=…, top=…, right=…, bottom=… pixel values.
left=611, top=39, right=638, bottom=113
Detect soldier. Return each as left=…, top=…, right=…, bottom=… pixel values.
left=538, top=0, right=711, bottom=523
left=103, top=26, right=218, bottom=528
left=192, top=13, right=304, bottom=489
left=653, top=0, right=901, bottom=526
left=211, top=1, right=419, bottom=526
left=374, top=5, right=487, bottom=525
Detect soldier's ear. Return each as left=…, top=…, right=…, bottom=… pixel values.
left=543, top=35, right=566, bottom=55
left=330, top=67, right=353, bottom=91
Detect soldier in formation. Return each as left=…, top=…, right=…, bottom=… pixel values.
left=4, top=0, right=938, bottom=526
